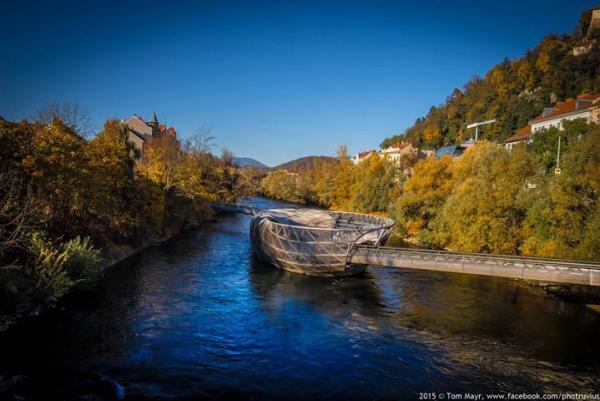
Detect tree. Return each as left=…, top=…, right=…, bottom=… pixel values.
left=439, top=142, right=536, bottom=254
left=261, top=170, right=304, bottom=204
left=190, top=127, right=215, bottom=154
left=390, top=155, right=453, bottom=246
left=350, top=155, right=397, bottom=213
left=30, top=118, right=89, bottom=236
left=331, top=145, right=353, bottom=210
left=137, top=134, right=182, bottom=192
left=0, top=169, right=39, bottom=262
left=86, top=120, right=137, bottom=239
left=34, top=102, right=95, bottom=138
left=522, top=123, right=600, bottom=259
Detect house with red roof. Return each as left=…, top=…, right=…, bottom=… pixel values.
left=351, top=149, right=377, bottom=165
left=381, top=142, right=417, bottom=164
left=505, top=94, right=600, bottom=149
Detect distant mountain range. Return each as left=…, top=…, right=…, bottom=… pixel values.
left=233, top=155, right=338, bottom=171
left=232, top=157, right=268, bottom=169
left=272, top=156, right=338, bottom=173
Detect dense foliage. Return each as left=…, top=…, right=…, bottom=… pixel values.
left=271, top=156, right=338, bottom=174
left=260, top=147, right=399, bottom=212
left=381, top=10, right=600, bottom=149
left=262, top=121, right=600, bottom=262
left=396, top=121, right=600, bottom=260
left=0, top=117, right=239, bottom=326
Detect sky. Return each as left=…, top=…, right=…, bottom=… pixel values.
left=1, top=1, right=597, bottom=166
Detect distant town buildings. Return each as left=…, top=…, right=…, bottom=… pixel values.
left=353, top=143, right=425, bottom=165
left=381, top=142, right=416, bottom=164
left=122, top=113, right=177, bottom=157
left=351, top=142, right=433, bottom=176
left=505, top=93, right=600, bottom=149
left=351, top=150, right=377, bottom=165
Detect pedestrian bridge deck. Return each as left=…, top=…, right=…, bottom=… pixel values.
left=351, top=246, right=600, bottom=286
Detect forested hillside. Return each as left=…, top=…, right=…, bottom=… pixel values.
left=272, top=156, right=338, bottom=173
left=381, top=8, right=600, bottom=149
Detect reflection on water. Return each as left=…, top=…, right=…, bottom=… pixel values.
left=0, top=197, right=599, bottom=400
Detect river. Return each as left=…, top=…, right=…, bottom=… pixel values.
left=0, top=197, right=599, bottom=400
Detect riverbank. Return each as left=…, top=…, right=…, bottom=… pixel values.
left=0, top=216, right=215, bottom=333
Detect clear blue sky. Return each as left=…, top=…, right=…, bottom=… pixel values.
left=1, top=1, right=596, bottom=166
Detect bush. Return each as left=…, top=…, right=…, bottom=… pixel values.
left=61, top=236, right=103, bottom=284
left=30, top=233, right=102, bottom=299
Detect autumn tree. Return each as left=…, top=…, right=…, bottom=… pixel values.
left=34, top=102, right=95, bottom=138
left=350, top=155, right=397, bottom=213
left=137, top=134, right=182, bottom=192
left=390, top=155, right=453, bottom=246
left=330, top=145, right=353, bottom=210
left=521, top=123, right=600, bottom=259
left=86, top=120, right=137, bottom=240
left=30, top=118, right=89, bottom=237
left=439, top=142, right=537, bottom=254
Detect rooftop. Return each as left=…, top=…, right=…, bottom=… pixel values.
left=529, top=94, right=600, bottom=124
left=505, top=125, right=532, bottom=143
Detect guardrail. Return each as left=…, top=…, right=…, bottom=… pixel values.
left=351, top=245, right=600, bottom=286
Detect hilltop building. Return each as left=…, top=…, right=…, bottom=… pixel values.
left=587, top=9, right=600, bottom=37
left=122, top=113, right=177, bottom=157
left=572, top=8, right=599, bottom=55
left=505, top=94, right=600, bottom=149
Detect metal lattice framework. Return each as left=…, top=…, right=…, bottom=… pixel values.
left=250, top=208, right=395, bottom=276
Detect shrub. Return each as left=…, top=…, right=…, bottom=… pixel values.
left=30, top=233, right=74, bottom=299
left=61, top=236, right=103, bottom=284
left=30, top=233, right=102, bottom=299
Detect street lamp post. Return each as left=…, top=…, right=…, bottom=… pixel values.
left=555, top=136, right=562, bottom=175
left=466, top=119, right=496, bottom=142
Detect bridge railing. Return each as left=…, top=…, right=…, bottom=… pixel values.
left=355, top=245, right=600, bottom=270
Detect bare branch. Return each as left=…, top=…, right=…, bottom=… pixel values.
left=0, top=168, right=40, bottom=258
left=188, top=127, right=215, bottom=155
left=33, top=102, right=96, bottom=138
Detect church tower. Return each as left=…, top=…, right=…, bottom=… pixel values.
left=148, top=112, right=160, bottom=137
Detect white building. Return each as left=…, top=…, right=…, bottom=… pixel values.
left=529, top=94, right=600, bottom=133
left=351, top=150, right=377, bottom=165
left=505, top=94, right=600, bottom=149
left=381, top=142, right=417, bottom=164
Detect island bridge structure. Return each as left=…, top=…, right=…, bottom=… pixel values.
left=213, top=203, right=600, bottom=287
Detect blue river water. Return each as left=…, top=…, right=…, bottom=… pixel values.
left=0, top=197, right=599, bottom=400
